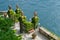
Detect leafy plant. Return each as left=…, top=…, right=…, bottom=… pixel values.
left=0, top=17, right=22, bottom=40
left=0, top=17, right=14, bottom=31
left=23, top=21, right=33, bottom=33
left=0, top=29, right=22, bottom=40
left=32, top=33, right=36, bottom=39
left=14, top=14, right=20, bottom=22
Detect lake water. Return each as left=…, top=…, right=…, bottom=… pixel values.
left=0, top=0, right=60, bottom=37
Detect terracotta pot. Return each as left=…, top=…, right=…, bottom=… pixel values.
left=32, top=33, right=36, bottom=39
left=29, top=29, right=34, bottom=33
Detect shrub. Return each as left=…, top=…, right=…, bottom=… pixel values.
left=23, top=21, right=33, bottom=33
left=0, top=17, right=22, bottom=40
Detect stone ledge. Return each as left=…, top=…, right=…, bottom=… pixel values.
left=39, top=27, right=59, bottom=40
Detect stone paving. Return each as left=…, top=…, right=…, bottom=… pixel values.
left=14, top=22, right=49, bottom=40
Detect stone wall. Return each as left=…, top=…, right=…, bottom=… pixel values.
left=39, top=28, right=56, bottom=40
left=0, top=11, right=7, bottom=15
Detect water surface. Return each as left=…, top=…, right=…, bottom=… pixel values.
left=0, top=0, right=60, bottom=37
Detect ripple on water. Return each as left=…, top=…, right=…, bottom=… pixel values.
left=0, top=0, right=60, bottom=37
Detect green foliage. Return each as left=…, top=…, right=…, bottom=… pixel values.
left=31, top=16, right=39, bottom=29
left=7, top=9, right=16, bottom=21
left=7, top=9, right=15, bottom=16
left=0, top=17, right=22, bottom=40
left=18, top=16, right=27, bottom=23
left=15, top=8, right=22, bottom=22
left=14, top=14, right=20, bottom=22
left=0, top=29, right=22, bottom=40
left=23, top=21, right=33, bottom=32
left=0, top=17, right=14, bottom=31
left=31, top=16, right=39, bottom=24
left=15, top=8, right=22, bottom=15
left=15, top=14, right=20, bottom=19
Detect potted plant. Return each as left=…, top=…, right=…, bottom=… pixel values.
left=32, top=33, right=36, bottom=39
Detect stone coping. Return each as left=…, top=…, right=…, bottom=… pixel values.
left=0, top=11, right=7, bottom=12
left=39, top=27, right=60, bottom=40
